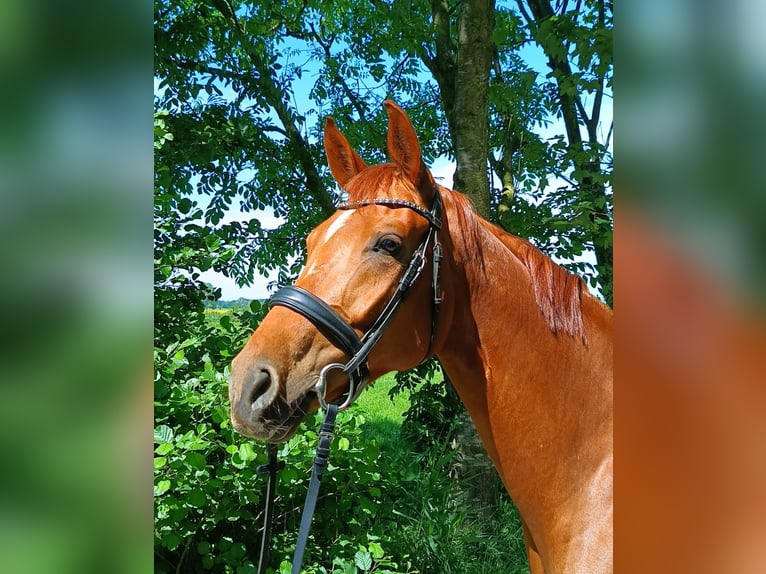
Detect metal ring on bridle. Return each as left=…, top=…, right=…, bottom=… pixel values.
left=316, top=362, right=359, bottom=411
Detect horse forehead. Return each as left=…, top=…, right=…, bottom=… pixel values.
left=321, top=210, right=355, bottom=243
left=309, top=201, right=426, bottom=254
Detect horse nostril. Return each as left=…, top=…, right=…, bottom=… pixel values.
left=249, top=368, right=274, bottom=408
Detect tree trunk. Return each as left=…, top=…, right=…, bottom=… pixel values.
left=423, top=0, right=496, bottom=219
left=452, top=0, right=495, bottom=219
left=419, top=0, right=501, bottom=508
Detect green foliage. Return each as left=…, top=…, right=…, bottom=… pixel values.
left=391, top=360, right=464, bottom=451
left=155, top=340, right=525, bottom=573
left=154, top=281, right=526, bottom=572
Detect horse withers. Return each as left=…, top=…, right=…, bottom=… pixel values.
left=229, top=101, right=613, bottom=574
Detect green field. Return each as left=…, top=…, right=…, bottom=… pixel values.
left=204, top=307, right=233, bottom=326
left=354, top=372, right=412, bottom=450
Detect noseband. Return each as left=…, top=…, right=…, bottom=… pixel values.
left=269, top=188, right=443, bottom=411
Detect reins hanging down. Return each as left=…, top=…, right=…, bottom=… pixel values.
left=289, top=404, right=338, bottom=574
left=254, top=405, right=337, bottom=574
left=255, top=444, right=283, bottom=574
left=256, top=404, right=338, bottom=574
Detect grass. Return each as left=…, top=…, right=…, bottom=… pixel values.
left=354, top=372, right=411, bottom=450
left=353, top=372, right=530, bottom=574
left=204, top=308, right=231, bottom=328
left=357, top=372, right=409, bottom=423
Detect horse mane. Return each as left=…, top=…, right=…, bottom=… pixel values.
left=443, top=190, right=586, bottom=342
left=344, top=165, right=586, bottom=342
left=344, top=164, right=405, bottom=202
left=505, top=233, right=587, bottom=342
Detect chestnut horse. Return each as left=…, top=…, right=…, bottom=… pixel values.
left=229, top=101, right=613, bottom=573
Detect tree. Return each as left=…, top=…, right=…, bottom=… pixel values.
left=155, top=0, right=611, bottom=299
left=154, top=0, right=611, bottom=570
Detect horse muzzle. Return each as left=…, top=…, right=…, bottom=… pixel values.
left=228, top=359, right=313, bottom=442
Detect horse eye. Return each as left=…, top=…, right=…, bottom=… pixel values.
left=375, top=236, right=401, bottom=255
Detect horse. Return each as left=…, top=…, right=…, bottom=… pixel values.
left=229, top=101, right=613, bottom=574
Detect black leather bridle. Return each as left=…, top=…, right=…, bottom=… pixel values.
left=256, top=188, right=443, bottom=574
left=269, top=188, right=443, bottom=412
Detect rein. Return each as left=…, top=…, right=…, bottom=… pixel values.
left=256, top=189, right=443, bottom=573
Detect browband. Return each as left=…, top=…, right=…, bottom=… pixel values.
left=337, top=194, right=442, bottom=230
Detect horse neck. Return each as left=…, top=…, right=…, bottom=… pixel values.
left=435, top=198, right=613, bottom=543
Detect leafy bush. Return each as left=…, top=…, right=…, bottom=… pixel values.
left=154, top=293, right=410, bottom=572
left=392, top=360, right=464, bottom=452
left=154, top=348, right=414, bottom=572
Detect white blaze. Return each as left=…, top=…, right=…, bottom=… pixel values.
left=303, top=210, right=355, bottom=277
left=323, top=210, right=354, bottom=242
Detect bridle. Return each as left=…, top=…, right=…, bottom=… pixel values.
left=269, top=187, right=443, bottom=411
left=255, top=187, right=443, bottom=574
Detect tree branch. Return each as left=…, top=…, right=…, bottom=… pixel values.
left=589, top=0, right=607, bottom=136
left=421, top=0, right=458, bottom=151
left=515, top=0, right=535, bottom=26
left=309, top=24, right=369, bottom=122
left=210, top=11, right=336, bottom=217
left=605, top=119, right=613, bottom=148
left=575, top=97, right=591, bottom=132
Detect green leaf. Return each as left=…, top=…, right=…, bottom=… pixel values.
left=178, top=198, right=192, bottom=214
left=185, top=452, right=207, bottom=470
left=369, top=541, right=385, bottom=560
left=239, top=442, right=257, bottom=462
left=155, top=479, right=171, bottom=496
left=205, top=234, right=222, bottom=250
left=338, top=437, right=350, bottom=451
left=161, top=532, right=182, bottom=551
left=155, top=442, right=173, bottom=456
left=354, top=550, right=372, bottom=571
left=211, top=405, right=229, bottom=424
left=186, top=488, right=206, bottom=507
left=154, top=424, right=173, bottom=444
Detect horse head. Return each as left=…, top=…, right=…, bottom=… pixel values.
left=229, top=101, right=448, bottom=442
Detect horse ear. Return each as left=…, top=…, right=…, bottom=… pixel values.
left=324, top=117, right=368, bottom=187
left=383, top=100, right=435, bottom=201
